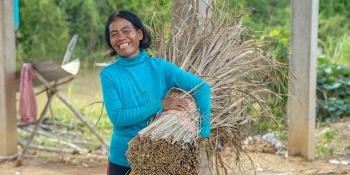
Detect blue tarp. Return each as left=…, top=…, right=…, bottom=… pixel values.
left=14, top=0, right=19, bottom=30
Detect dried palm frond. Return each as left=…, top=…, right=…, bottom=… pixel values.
left=128, top=2, right=287, bottom=174
left=128, top=88, right=200, bottom=175
left=128, top=137, right=199, bottom=175
left=139, top=88, right=200, bottom=144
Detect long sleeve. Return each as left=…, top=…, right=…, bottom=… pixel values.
left=163, top=61, right=211, bottom=138
left=100, top=72, right=163, bottom=128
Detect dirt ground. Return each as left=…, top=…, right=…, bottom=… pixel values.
left=1, top=152, right=349, bottom=175
left=0, top=154, right=107, bottom=175
left=229, top=153, right=350, bottom=175
left=1, top=120, right=349, bottom=175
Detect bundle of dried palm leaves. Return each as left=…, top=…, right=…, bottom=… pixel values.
left=128, top=137, right=199, bottom=175
left=139, top=88, right=200, bottom=143
left=127, top=88, right=201, bottom=174
left=127, top=3, right=286, bottom=175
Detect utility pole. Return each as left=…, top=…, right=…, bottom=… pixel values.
left=288, top=0, right=319, bottom=159
left=0, top=0, right=18, bottom=156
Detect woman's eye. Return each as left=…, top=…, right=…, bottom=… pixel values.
left=123, top=30, right=132, bottom=34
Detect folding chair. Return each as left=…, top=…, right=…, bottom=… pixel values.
left=16, top=35, right=108, bottom=165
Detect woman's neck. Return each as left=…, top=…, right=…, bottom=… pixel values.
left=116, top=49, right=147, bottom=66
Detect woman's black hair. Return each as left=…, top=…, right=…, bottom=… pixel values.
left=105, top=10, right=151, bottom=56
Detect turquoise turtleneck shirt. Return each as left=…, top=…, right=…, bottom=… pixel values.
left=100, top=49, right=211, bottom=167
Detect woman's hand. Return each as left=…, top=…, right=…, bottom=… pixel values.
left=162, top=97, right=189, bottom=111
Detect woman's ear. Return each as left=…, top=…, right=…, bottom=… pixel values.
left=137, top=29, right=144, bottom=40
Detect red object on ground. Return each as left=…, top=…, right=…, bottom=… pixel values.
left=19, top=63, right=37, bottom=123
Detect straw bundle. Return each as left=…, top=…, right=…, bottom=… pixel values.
left=138, top=88, right=200, bottom=143
left=128, top=137, right=199, bottom=175
left=128, top=3, right=286, bottom=175
left=127, top=88, right=201, bottom=174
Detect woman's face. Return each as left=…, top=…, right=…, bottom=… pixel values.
left=109, top=17, right=143, bottom=58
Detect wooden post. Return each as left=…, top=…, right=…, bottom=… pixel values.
left=288, top=0, right=319, bottom=159
left=172, top=0, right=195, bottom=34
left=0, top=0, right=18, bottom=156
left=172, top=0, right=214, bottom=30
left=172, top=1, right=214, bottom=174
left=198, top=0, right=214, bottom=21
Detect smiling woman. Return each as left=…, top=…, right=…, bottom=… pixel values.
left=100, top=10, right=211, bottom=175
left=108, top=18, right=143, bottom=58
left=104, top=11, right=151, bottom=57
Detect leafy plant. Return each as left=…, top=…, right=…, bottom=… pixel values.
left=317, top=56, right=350, bottom=121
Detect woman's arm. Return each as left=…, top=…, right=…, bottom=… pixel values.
left=100, top=73, right=163, bottom=128
left=163, top=61, right=211, bottom=138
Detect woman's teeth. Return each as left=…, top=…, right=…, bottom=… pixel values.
left=119, top=43, right=129, bottom=49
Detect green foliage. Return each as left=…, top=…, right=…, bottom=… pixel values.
left=317, top=56, right=350, bottom=120
left=57, top=0, right=102, bottom=59
left=217, top=0, right=290, bottom=62
left=16, top=0, right=171, bottom=66
left=17, top=0, right=69, bottom=66
left=316, top=128, right=338, bottom=157
left=318, top=0, right=350, bottom=65
left=226, top=0, right=289, bottom=30
left=315, top=0, right=350, bottom=121
left=17, top=0, right=350, bottom=65
left=262, top=27, right=289, bottom=63
left=319, top=34, right=350, bottom=65
left=320, top=0, right=350, bottom=17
